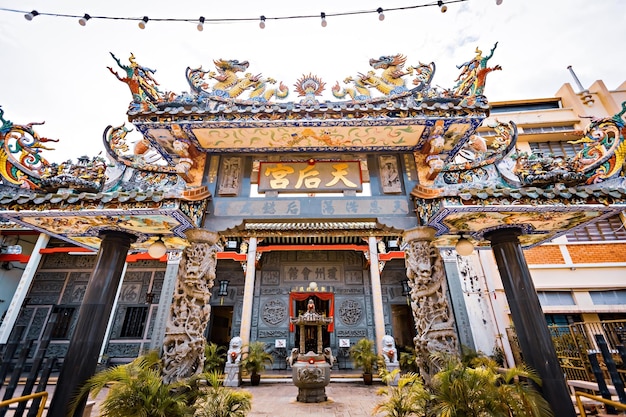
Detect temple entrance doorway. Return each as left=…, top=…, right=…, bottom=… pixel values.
left=293, top=295, right=331, bottom=352
left=206, top=306, right=233, bottom=348
left=391, top=304, right=415, bottom=350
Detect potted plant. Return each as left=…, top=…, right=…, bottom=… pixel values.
left=349, top=338, right=378, bottom=385
left=241, top=341, right=273, bottom=386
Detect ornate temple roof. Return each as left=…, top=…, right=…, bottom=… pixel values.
left=0, top=44, right=625, bottom=253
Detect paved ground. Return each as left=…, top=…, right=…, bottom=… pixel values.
left=242, top=382, right=384, bottom=417
left=0, top=372, right=386, bottom=416
left=87, top=380, right=385, bottom=417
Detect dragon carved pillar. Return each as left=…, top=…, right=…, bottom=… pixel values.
left=402, top=226, right=459, bottom=383
left=162, top=229, right=220, bottom=384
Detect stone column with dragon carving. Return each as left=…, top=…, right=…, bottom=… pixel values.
left=162, top=229, right=220, bottom=384
left=402, top=226, right=459, bottom=384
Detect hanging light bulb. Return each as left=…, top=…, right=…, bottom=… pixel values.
left=320, top=12, right=327, bottom=27
left=438, top=1, right=448, bottom=13
left=495, top=0, right=503, bottom=4
left=148, top=236, right=167, bottom=258
left=377, top=7, right=385, bottom=21
left=78, top=14, right=91, bottom=26
left=259, top=15, right=266, bottom=29
left=197, top=16, right=205, bottom=31
left=455, top=236, right=474, bottom=257
left=138, top=16, right=149, bottom=29
left=24, top=10, right=39, bottom=21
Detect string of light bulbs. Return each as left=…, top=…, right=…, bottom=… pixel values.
left=0, top=0, right=502, bottom=31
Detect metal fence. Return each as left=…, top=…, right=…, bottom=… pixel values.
left=507, top=320, right=626, bottom=384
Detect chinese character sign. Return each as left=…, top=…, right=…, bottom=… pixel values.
left=258, top=161, right=362, bottom=193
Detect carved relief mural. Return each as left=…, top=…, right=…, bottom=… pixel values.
left=262, top=299, right=287, bottom=326
left=338, top=299, right=363, bottom=326
left=379, top=155, right=402, bottom=193
left=218, top=156, right=242, bottom=195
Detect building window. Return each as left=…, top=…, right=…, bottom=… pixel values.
left=566, top=214, right=626, bottom=242
left=51, top=306, right=76, bottom=339
left=589, top=290, right=626, bottom=305
left=529, top=140, right=581, bottom=158
left=537, top=291, right=575, bottom=306
left=120, top=306, right=148, bottom=338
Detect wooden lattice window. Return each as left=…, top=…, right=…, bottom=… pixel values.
left=120, top=306, right=148, bottom=338
left=566, top=214, right=626, bottom=242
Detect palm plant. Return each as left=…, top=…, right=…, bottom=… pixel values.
left=193, top=370, right=252, bottom=417
left=204, top=342, right=227, bottom=373
left=241, top=341, right=273, bottom=385
left=69, top=350, right=199, bottom=417
left=373, top=368, right=430, bottom=417
left=429, top=353, right=553, bottom=417
left=349, top=338, right=378, bottom=384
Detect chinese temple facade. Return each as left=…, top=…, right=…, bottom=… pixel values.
left=0, top=46, right=625, bottom=416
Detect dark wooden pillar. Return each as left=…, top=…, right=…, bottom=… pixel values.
left=485, top=228, right=575, bottom=417
left=49, top=231, right=135, bottom=417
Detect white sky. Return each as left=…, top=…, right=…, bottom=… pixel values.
left=0, top=0, right=624, bottom=162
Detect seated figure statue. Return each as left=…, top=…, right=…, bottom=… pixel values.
left=382, top=335, right=398, bottom=364
left=227, top=336, right=243, bottom=364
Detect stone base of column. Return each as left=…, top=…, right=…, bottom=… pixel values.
left=223, top=363, right=242, bottom=387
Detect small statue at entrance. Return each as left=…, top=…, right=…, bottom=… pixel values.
left=224, top=336, right=243, bottom=387
left=306, top=298, right=316, bottom=314
left=227, top=336, right=242, bottom=364
left=382, top=335, right=398, bottom=364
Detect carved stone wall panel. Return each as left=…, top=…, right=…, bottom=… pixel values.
left=106, top=342, right=141, bottom=358
left=344, top=270, right=363, bottom=285
left=258, top=329, right=289, bottom=338
left=379, top=155, right=403, bottom=193
left=146, top=306, right=156, bottom=340
left=151, top=271, right=166, bottom=304
left=25, top=307, right=50, bottom=341
left=126, top=259, right=164, bottom=269
left=262, top=299, right=287, bottom=326
left=336, top=329, right=367, bottom=338
left=110, top=306, right=126, bottom=338
left=338, top=299, right=363, bottom=326
left=261, top=270, right=280, bottom=286
left=30, top=272, right=67, bottom=304
left=261, top=288, right=283, bottom=295
left=59, top=272, right=91, bottom=304
left=119, top=283, right=145, bottom=304
left=296, top=251, right=328, bottom=262
left=41, top=253, right=96, bottom=269
left=335, top=288, right=364, bottom=295
left=46, top=343, right=69, bottom=358
left=217, top=156, right=242, bottom=196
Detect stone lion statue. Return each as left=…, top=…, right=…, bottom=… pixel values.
left=286, top=348, right=299, bottom=368
left=323, top=347, right=336, bottom=367
left=382, top=335, right=398, bottom=364
left=227, top=336, right=243, bottom=364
